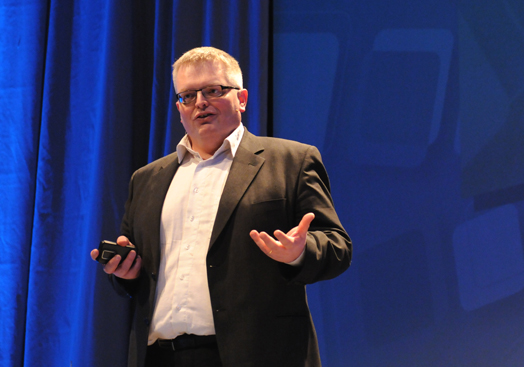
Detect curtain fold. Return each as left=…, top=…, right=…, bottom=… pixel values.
left=0, top=1, right=269, bottom=366
left=22, top=0, right=135, bottom=365
left=0, top=1, right=49, bottom=366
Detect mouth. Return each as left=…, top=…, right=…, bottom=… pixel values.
left=196, top=113, right=214, bottom=120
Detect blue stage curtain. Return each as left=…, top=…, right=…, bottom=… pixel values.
left=0, top=1, right=269, bottom=366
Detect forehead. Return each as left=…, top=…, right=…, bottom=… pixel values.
left=175, top=61, right=229, bottom=91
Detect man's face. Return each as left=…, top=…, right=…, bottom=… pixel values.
left=175, top=61, right=248, bottom=155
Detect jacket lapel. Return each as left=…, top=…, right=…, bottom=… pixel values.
left=209, top=131, right=264, bottom=248
left=146, top=153, right=180, bottom=271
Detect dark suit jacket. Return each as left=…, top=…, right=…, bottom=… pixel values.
left=114, top=130, right=352, bottom=367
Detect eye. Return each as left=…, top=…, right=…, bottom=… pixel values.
left=181, top=91, right=196, bottom=102
left=205, top=86, right=222, bottom=97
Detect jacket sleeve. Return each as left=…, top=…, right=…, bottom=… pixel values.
left=108, top=170, right=141, bottom=298
left=284, top=145, right=352, bottom=284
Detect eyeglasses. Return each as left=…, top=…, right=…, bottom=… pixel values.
left=176, top=85, right=240, bottom=105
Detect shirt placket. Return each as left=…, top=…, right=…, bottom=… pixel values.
left=177, top=160, right=208, bottom=327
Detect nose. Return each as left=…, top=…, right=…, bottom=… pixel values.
left=194, top=90, right=209, bottom=108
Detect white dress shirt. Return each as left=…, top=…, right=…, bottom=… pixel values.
left=147, top=124, right=244, bottom=345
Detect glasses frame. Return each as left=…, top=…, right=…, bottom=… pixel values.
left=176, top=85, right=240, bottom=105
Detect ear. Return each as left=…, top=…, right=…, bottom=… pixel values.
left=176, top=100, right=181, bottom=112
left=237, top=89, right=248, bottom=113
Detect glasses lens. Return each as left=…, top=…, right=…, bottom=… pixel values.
left=202, top=86, right=223, bottom=98
left=178, top=86, right=234, bottom=104
left=179, top=91, right=196, bottom=104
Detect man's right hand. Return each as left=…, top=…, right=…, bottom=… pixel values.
left=90, top=236, right=142, bottom=279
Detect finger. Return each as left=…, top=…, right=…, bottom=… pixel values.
left=103, top=254, right=122, bottom=274
left=260, top=232, right=287, bottom=257
left=125, top=255, right=142, bottom=279
left=117, top=236, right=133, bottom=247
left=286, top=227, right=299, bottom=237
left=296, top=213, right=315, bottom=235
left=91, top=249, right=99, bottom=261
left=250, top=230, right=278, bottom=256
left=259, top=231, right=281, bottom=247
left=113, top=251, right=137, bottom=277
left=249, top=229, right=260, bottom=243
left=120, top=250, right=137, bottom=271
left=273, top=229, right=292, bottom=245
left=250, top=230, right=270, bottom=251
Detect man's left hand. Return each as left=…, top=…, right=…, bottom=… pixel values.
left=250, top=213, right=315, bottom=264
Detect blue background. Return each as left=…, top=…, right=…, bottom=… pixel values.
left=274, top=0, right=524, bottom=366
left=2, top=0, right=524, bottom=366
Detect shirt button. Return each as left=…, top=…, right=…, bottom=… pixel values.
left=193, top=187, right=199, bottom=193
left=189, top=216, right=194, bottom=222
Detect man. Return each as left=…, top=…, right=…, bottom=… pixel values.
left=91, top=46, right=351, bottom=367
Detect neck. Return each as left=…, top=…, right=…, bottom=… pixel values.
left=188, top=136, right=223, bottom=160
left=188, top=124, right=240, bottom=160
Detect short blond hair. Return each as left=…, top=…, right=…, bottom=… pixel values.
left=172, top=47, right=243, bottom=91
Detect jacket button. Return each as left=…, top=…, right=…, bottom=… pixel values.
left=151, top=273, right=157, bottom=281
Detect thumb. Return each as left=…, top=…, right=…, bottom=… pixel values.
left=116, top=236, right=133, bottom=247
left=296, top=213, right=315, bottom=235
